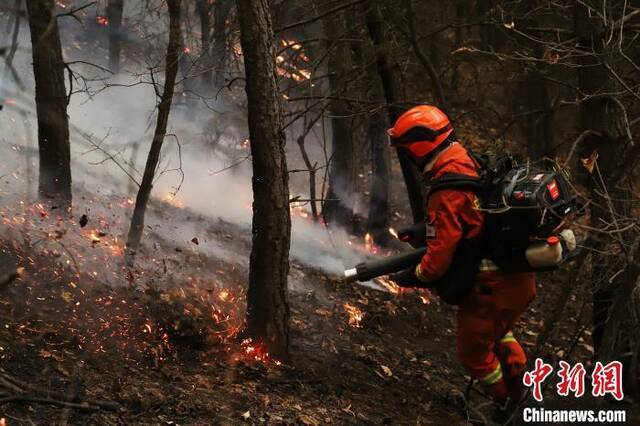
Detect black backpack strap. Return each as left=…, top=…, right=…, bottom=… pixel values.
left=427, top=173, right=484, bottom=198
left=466, top=150, right=489, bottom=170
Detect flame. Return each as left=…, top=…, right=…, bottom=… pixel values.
left=281, top=39, right=302, bottom=51
left=162, top=193, right=185, bottom=208
left=361, top=233, right=380, bottom=255
left=89, top=232, right=101, bottom=244
left=275, top=38, right=312, bottom=82
left=374, top=276, right=400, bottom=294
left=230, top=338, right=281, bottom=365
left=388, top=228, right=398, bottom=239
left=364, top=233, right=374, bottom=252
left=289, top=203, right=312, bottom=221
left=298, top=69, right=311, bottom=80
left=343, top=303, right=364, bottom=328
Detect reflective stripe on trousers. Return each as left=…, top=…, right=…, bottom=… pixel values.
left=479, top=258, right=499, bottom=272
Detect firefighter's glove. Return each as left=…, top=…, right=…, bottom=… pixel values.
left=389, top=266, right=424, bottom=288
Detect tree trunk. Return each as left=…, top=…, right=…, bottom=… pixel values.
left=574, top=2, right=624, bottom=359
left=364, top=0, right=425, bottom=224
left=515, top=2, right=554, bottom=161
left=521, top=65, right=553, bottom=161
left=236, top=0, right=291, bottom=360
left=366, top=113, right=391, bottom=244
left=213, top=0, right=232, bottom=88
left=451, top=0, right=465, bottom=88
left=196, top=0, right=212, bottom=87
left=402, top=0, right=447, bottom=110
left=26, top=0, right=72, bottom=210
left=126, top=0, right=181, bottom=264
left=107, top=0, right=124, bottom=73
left=296, top=114, right=321, bottom=221
left=178, top=13, right=197, bottom=109
left=476, top=0, right=495, bottom=50
left=321, top=8, right=356, bottom=229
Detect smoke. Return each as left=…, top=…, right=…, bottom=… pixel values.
left=0, top=6, right=375, bottom=283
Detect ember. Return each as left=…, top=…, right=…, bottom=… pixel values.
left=230, top=338, right=282, bottom=366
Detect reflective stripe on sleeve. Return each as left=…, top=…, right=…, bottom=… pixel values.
left=480, top=364, right=503, bottom=385
left=499, top=331, right=517, bottom=344
left=415, top=264, right=429, bottom=282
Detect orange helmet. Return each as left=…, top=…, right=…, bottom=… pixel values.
left=387, top=105, right=454, bottom=165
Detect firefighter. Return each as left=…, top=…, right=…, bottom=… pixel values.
left=386, top=105, right=536, bottom=405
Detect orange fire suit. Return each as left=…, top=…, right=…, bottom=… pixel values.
left=414, top=143, right=537, bottom=403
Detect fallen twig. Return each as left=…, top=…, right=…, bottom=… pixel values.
left=0, top=395, right=103, bottom=412
left=0, top=373, right=119, bottom=412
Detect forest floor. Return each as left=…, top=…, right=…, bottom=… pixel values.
left=0, top=190, right=638, bottom=425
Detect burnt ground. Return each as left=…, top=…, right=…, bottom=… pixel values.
left=0, top=197, right=638, bottom=425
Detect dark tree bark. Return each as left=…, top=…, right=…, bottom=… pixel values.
left=476, top=0, right=497, bottom=50
left=126, top=0, right=181, bottom=264
left=321, top=8, right=356, bottom=229
left=520, top=61, right=553, bottom=161
left=296, top=114, right=321, bottom=221
left=212, top=0, right=233, bottom=88
left=574, top=2, right=625, bottom=360
left=5, top=0, right=23, bottom=89
left=515, top=3, right=554, bottom=161
left=402, top=0, right=447, bottom=110
left=236, top=0, right=291, bottom=360
left=451, top=0, right=466, bottom=88
left=26, top=0, right=72, bottom=209
left=178, top=13, right=197, bottom=109
left=366, top=113, right=391, bottom=244
left=106, top=0, right=124, bottom=73
left=364, top=0, right=425, bottom=224
left=196, top=0, right=212, bottom=87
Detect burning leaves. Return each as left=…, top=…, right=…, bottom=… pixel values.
left=343, top=303, right=364, bottom=328
left=235, top=338, right=282, bottom=365
left=374, top=276, right=401, bottom=294
left=0, top=195, right=256, bottom=366
left=162, top=192, right=186, bottom=208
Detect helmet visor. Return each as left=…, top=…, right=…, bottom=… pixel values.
left=389, top=123, right=453, bottom=146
